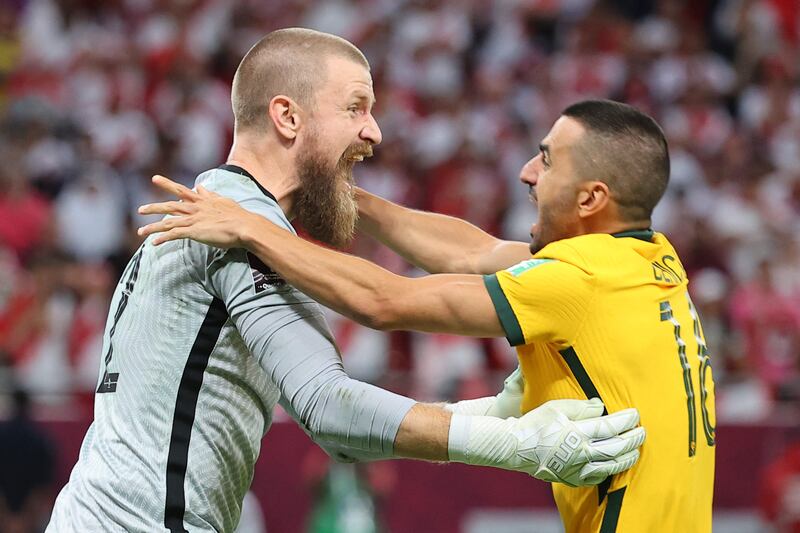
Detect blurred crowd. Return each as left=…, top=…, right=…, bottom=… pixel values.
left=0, top=0, right=798, bottom=424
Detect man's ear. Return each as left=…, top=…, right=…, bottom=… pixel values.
left=268, top=95, right=303, bottom=140
left=576, top=181, right=610, bottom=218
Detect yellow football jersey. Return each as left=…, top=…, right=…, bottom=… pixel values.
left=483, top=230, right=715, bottom=533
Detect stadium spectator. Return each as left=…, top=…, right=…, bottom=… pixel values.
left=0, top=0, right=797, bottom=419
left=760, top=439, right=800, bottom=533
left=0, top=388, right=56, bottom=533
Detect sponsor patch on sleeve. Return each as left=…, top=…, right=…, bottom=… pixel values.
left=505, top=258, right=555, bottom=277
left=247, top=252, right=287, bottom=293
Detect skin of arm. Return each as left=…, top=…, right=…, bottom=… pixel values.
left=139, top=177, right=506, bottom=337
left=356, top=187, right=531, bottom=275
left=394, top=403, right=451, bottom=461
left=241, top=216, right=504, bottom=335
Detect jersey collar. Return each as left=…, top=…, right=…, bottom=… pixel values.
left=218, top=164, right=278, bottom=204
left=611, top=228, right=654, bottom=242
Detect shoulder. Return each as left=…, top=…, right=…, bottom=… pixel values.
left=530, top=235, right=607, bottom=274
left=197, top=169, right=294, bottom=234
left=535, top=233, right=652, bottom=272
left=490, top=252, right=592, bottom=296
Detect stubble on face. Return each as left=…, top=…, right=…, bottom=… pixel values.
left=294, top=135, right=373, bottom=248
left=527, top=117, right=588, bottom=255
left=528, top=179, right=579, bottom=255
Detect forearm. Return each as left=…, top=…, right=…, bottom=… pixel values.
left=284, top=372, right=419, bottom=462
left=356, top=188, right=504, bottom=274
left=241, top=215, right=498, bottom=335
left=394, top=403, right=451, bottom=461
left=274, top=346, right=485, bottom=464
left=242, top=215, right=404, bottom=328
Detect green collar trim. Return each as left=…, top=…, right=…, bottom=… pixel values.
left=611, top=228, right=654, bottom=242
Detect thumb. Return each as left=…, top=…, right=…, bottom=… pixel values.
left=540, top=397, right=605, bottom=421
left=503, top=366, right=525, bottom=394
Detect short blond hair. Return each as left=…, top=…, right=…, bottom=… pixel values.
left=231, top=28, right=369, bottom=132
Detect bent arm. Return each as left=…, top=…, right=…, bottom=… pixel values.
left=138, top=178, right=505, bottom=336
left=265, top=320, right=645, bottom=484
left=139, top=179, right=506, bottom=336
left=356, top=188, right=530, bottom=274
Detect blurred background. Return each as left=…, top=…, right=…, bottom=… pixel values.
left=0, top=0, right=798, bottom=531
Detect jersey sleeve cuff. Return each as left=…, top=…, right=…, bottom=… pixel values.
left=483, top=274, right=525, bottom=346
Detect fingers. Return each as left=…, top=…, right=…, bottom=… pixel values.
left=152, top=227, right=189, bottom=246
left=584, top=426, right=646, bottom=462
left=574, top=408, right=640, bottom=440
left=578, top=449, right=641, bottom=485
left=542, top=398, right=605, bottom=421
left=137, top=215, right=192, bottom=239
left=151, top=175, right=198, bottom=201
left=138, top=200, right=195, bottom=216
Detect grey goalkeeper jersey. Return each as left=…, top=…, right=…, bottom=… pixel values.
left=47, top=165, right=415, bottom=533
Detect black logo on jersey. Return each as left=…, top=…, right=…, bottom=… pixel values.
left=247, top=252, right=286, bottom=293
left=97, top=371, right=119, bottom=393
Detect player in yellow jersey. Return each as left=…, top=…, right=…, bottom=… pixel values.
left=486, top=230, right=715, bottom=532
left=138, top=99, right=714, bottom=532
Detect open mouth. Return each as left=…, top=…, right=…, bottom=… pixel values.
left=343, top=143, right=373, bottom=164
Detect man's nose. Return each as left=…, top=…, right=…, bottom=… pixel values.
left=360, top=113, right=383, bottom=146
left=519, top=157, right=539, bottom=185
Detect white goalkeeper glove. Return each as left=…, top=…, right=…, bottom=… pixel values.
left=447, top=398, right=645, bottom=487
left=445, top=366, right=524, bottom=418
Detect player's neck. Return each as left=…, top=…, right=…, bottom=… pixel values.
left=581, top=217, right=652, bottom=236
left=226, top=137, right=299, bottom=217
left=580, top=202, right=651, bottom=236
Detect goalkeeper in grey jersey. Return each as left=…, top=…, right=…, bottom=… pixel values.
left=48, top=29, right=644, bottom=533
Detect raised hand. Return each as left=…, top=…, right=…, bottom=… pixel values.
left=137, top=175, right=259, bottom=248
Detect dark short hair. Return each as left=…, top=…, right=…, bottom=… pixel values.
left=231, top=28, right=369, bottom=132
left=561, top=100, right=670, bottom=222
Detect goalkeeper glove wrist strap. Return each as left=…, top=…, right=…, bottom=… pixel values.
left=447, top=413, right=523, bottom=468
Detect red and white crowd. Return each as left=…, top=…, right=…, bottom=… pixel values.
left=0, top=0, right=798, bottom=424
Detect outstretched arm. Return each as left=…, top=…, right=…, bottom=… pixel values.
left=138, top=175, right=646, bottom=486
left=356, top=187, right=530, bottom=274
left=139, top=177, right=505, bottom=337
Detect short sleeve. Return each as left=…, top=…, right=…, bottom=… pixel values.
left=482, top=258, right=594, bottom=347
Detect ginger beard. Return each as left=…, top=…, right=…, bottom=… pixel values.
left=294, top=135, right=372, bottom=248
